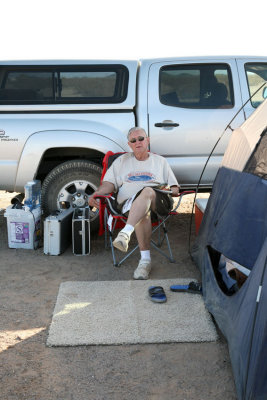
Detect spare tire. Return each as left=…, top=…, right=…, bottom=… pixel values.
left=41, top=160, right=102, bottom=232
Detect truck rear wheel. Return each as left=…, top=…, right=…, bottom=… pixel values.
left=41, top=160, right=102, bottom=232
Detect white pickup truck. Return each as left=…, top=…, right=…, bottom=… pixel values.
left=0, top=57, right=266, bottom=229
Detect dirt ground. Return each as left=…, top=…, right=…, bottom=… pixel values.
left=0, top=191, right=237, bottom=400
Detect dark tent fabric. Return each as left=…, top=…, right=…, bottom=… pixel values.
left=246, top=244, right=267, bottom=400
left=191, top=167, right=267, bottom=400
left=191, top=100, right=267, bottom=400
left=196, top=168, right=267, bottom=270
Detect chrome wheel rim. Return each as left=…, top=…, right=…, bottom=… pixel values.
left=57, top=180, right=99, bottom=221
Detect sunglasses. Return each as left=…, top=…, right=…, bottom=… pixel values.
left=129, top=136, right=146, bottom=143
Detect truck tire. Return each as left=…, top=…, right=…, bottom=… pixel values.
left=41, top=160, right=102, bottom=232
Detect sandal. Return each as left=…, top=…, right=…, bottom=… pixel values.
left=148, top=286, right=167, bottom=303
left=170, top=281, right=202, bottom=294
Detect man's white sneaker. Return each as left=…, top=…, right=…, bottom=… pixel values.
left=133, top=259, right=151, bottom=280
left=113, top=231, right=130, bottom=252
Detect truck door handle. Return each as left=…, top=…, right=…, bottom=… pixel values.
left=154, top=122, right=179, bottom=128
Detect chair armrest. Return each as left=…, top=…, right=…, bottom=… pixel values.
left=94, top=193, right=113, bottom=204
left=172, top=190, right=195, bottom=211
left=179, top=190, right=195, bottom=196
left=94, top=194, right=122, bottom=216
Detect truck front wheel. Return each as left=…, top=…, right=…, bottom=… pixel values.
left=41, top=160, right=102, bottom=232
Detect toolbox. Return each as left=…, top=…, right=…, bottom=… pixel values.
left=43, top=208, right=73, bottom=255
left=72, top=207, right=90, bottom=255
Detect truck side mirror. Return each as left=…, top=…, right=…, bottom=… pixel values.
left=263, top=86, right=267, bottom=99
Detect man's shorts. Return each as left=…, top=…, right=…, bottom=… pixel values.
left=119, top=188, right=173, bottom=217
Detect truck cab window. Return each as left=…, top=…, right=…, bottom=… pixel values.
left=159, top=64, right=234, bottom=109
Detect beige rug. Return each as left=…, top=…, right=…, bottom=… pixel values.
left=47, top=279, right=218, bottom=346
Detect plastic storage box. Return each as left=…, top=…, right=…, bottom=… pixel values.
left=195, top=198, right=209, bottom=235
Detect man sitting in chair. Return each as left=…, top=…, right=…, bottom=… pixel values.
left=89, top=127, right=180, bottom=279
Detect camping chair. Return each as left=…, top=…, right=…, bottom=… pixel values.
left=95, top=151, right=194, bottom=267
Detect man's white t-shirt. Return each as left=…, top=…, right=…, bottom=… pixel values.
left=103, top=152, right=179, bottom=205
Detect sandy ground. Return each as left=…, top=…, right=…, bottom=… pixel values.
left=0, top=190, right=237, bottom=400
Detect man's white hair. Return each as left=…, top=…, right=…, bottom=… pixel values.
left=127, top=127, right=147, bottom=140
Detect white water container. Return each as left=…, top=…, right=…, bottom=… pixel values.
left=4, top=206, right=41, bottom=249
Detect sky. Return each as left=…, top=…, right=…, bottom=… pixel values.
left=2, top=0, right=267, bottom=60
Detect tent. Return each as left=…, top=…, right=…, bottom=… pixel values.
left=191, top=99, right=267, bottom=400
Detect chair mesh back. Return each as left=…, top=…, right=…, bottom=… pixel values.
left=107, top=153, right=125, bottom=168
left=101, top=151, right=125, bottom=182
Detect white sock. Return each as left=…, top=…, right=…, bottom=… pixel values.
left=140, top=250, right=151, bottom=261
left=121, top=224, right=134, bottom=237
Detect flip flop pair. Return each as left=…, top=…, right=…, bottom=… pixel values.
left=148, top=281, right=202, bottom=303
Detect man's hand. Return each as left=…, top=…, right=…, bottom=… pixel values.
left=88, top=181, right=115, bottom=209
left=170, top=186, right=180, bottom=196
left=88, top=194, right=100, bottom=209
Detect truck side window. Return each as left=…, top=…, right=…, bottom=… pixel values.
left=159, top=63, right=234, bottom=109
left=0, top=65, right=129, bottom=105
left=59, top=71, right=117, bottom=99
left=0, top=71, right=53, bottom=100
left=245, top=63, right=267, bottom=108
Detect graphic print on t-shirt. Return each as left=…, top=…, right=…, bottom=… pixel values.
left=126, top=172, right=156, bottom=182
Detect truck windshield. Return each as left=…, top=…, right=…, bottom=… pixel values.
left=245, top=63, right=267, bottom=108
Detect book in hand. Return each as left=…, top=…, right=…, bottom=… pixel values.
left=150, top=183, right=172, bottom=194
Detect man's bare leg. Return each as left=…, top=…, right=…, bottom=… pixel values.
left=127, top=187, right=156, bottom=227
left=113, top=188, right=156, bottom=279
left=133, top=214, right=153, bottom=279
left=134, top=214, right=152, bottom=251
left=113, top=187, right=156, bottom=253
